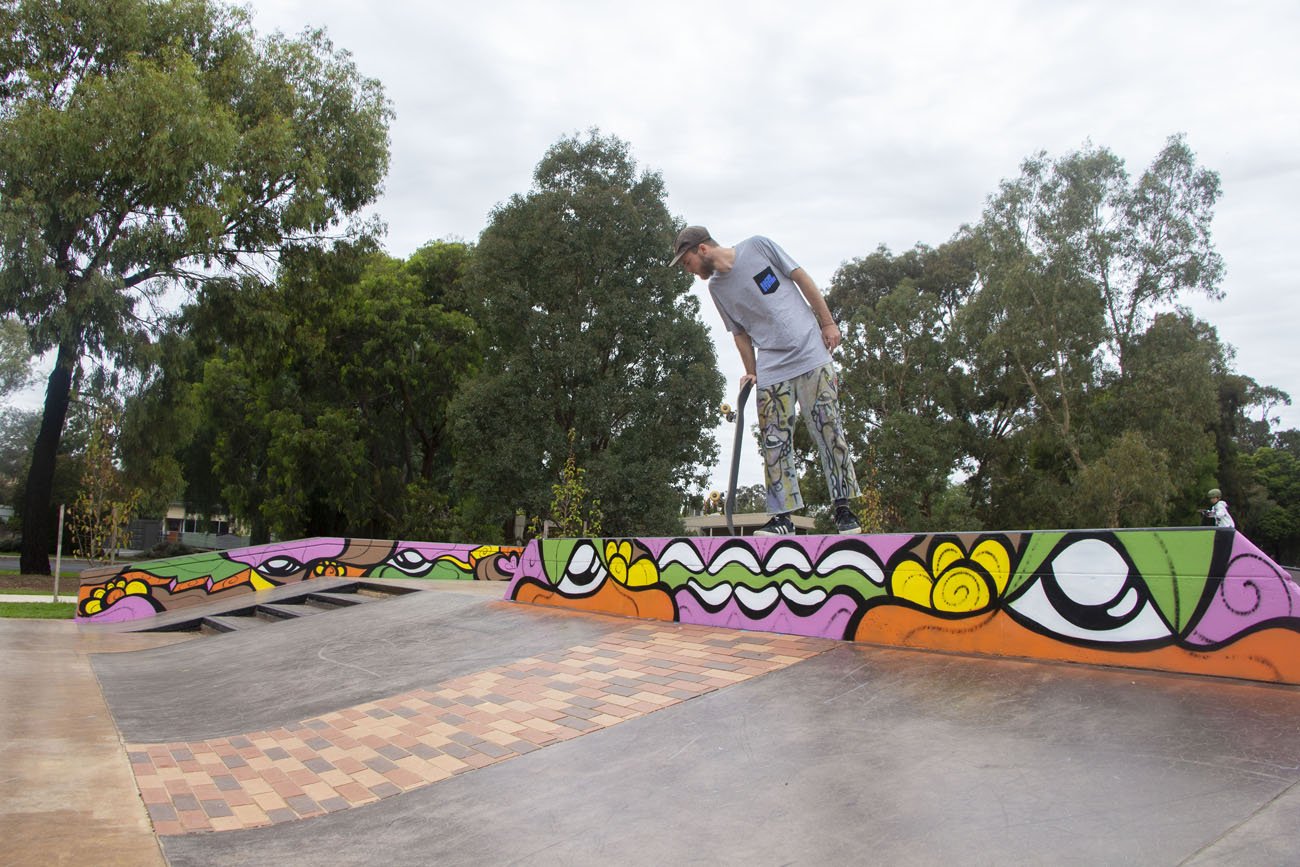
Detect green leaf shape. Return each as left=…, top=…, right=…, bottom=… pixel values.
left=1006, top=532, right=1067, bottom=596
left=126, top=551, right=251, bottom=586
left=1117, top=530, right=1216, bottom=634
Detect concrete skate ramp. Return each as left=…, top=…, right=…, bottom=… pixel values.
left=87, top=583, right=1300, bottom=865
left=92, top=586, right=621, bottom=741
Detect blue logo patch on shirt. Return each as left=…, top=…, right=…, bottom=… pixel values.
left=753, top=267, right=780, bottom=295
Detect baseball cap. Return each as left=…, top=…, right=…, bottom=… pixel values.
left=671, top=226, right=711, bottom=266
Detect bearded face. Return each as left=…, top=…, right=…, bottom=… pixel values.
left=680, top=245, right=716, bottom=279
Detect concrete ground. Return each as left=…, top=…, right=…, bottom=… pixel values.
left=0, top=619, right=191, bottom=866
left=4, top=579, right=1300, bottom=866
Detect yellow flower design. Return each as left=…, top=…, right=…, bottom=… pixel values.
left=470, top=545, right=502, bottom=561
left=889, top=539, right=1011, bottom=613
left=82, top=576, right=152, bottom=615
left=604, top=540, right=659, bottom=588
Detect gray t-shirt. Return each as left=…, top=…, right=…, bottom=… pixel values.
left=708, top=236, right=830, bottom=385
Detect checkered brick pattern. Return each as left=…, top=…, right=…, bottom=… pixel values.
left=127, top=622, right=834, bottom=835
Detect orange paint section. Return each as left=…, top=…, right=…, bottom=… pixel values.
left=514, top=580, right=675, bottom=622
left=76, top=569, right=168, bottom=605
left=853, top=605, right=1300, bottom=685
left=207, top=569, right=257, bottom=594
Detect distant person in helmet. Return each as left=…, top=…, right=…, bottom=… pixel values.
left=1203, top=488, right=1234, bottom=528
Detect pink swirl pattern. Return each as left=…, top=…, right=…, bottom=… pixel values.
left=1185, top=533, right=1300, bottom=646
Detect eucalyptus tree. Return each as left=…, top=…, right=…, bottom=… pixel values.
left=1239, top=445, right=1300, bottom=563
left=0, top=316, right=33, bottom=397
left=450, top=131, right=723, bottom=537
left=830, top=239, right=981, bottom=529
left=968, top=137, right=1224, bottom=527
left=122, top=240, right=479, bottom=544
left=0, top=0, right=391, bottom=571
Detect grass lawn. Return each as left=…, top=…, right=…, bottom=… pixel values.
left=0, top=601, right=77, bottom=619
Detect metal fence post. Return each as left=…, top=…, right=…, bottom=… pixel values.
left=53, top=503, right=66, bottom=603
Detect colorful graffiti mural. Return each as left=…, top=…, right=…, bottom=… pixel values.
left=506, top=528, right=1300, bottom=685
left=78, top=526, right=1300, bottom=684
left=77, top=538, right=522, bottom=624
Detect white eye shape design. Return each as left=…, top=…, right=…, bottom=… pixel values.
left=1007, top=537, right=1173, bottom=644
left=258, top=556, right=303, bottom=578
left=388, top=549, right=434, bottom=576
left=553, top=541, right=609, bottom=597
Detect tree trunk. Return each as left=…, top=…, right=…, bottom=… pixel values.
left=249, top=512, right=269, bottom=546
left=19, top=342, right=77, bottom=575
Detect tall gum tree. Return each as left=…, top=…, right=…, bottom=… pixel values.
left=970, top=138, right=1221, bottom=483
left=829, top=240, right=982, bottom=530
left=450, top=131, right=723, bottom=537
left=0, top=0, right=391, bottom=572
left=827, top=137, right=1234, bottom=530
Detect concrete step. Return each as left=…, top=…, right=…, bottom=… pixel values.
left=199, top=615, right=269, bottom=635
left=137, top=580, right=425, bottom=637
left=303, top=591, right=373, bottom=609
left=254, top=603, right=320, bottom=622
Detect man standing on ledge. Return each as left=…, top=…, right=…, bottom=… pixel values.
left=672, top=226, right=862, bottom=535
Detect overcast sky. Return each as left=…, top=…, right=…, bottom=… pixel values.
left=23, top=1, right=1300, bottom=496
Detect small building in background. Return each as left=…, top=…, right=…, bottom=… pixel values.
left=683, top=512, right=817, bottom=537
left=128, top=504, right=249, bottom=552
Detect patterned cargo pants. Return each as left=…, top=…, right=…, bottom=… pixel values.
left=757, top=362, right=861, bottom=514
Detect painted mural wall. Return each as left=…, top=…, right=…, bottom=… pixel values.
left=76, top=537, right=522, bottom=623
left=76, top=526, right=1300, bottom=685
left=506, top=527, right=1300, bottom=685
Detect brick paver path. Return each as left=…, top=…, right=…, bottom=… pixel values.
left=127, top=622, right=836, bottom=835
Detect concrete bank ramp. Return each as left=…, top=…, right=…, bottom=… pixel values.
left=85, top=581, right=1300, bottom=866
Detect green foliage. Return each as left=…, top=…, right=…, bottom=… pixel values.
left=733, top=484, right=767, bottom=514
left=0, top=0, right=391, bottom=355
left=968, top=137, right=1223, bottom=522
left=1238, top=445, right=1300, bottom=562
left=1, top=396, right=88, bottom=521
left=450, top=130, right=723, bottom=537
left=1071, top=430, right=1173, bottom=527
left=67, top=393, right=140, bottom=563
left=832, top=239, right=986, bottom=529
left=0, top=316, right=33, bottom=396
left=0, top=406, right=40, bottom=508
left=22, top=90, right=1282, bottom=547
left=1, top=0, right=392, bottom=569
left=126, top=239, right=480, bottom=542
left=829, top=136, right=1251, bottom=533
left=529, top=429, right=603, bottom=538
left=143, top=540, right=200, bottom=560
